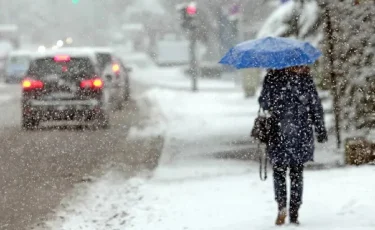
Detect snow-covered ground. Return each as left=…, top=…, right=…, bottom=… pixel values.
left=42, top=64, right=362, bottom=230
left=124, top=165, right=375, bottom=230
left=44, top=162, right=375, bottom=230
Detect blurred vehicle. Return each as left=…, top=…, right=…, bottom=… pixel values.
left=21, top=49, right=126, bottom=130
left=103, top=55, right=132, bottom=104
left=87, top=47, right=132, bottom=102
left=88, top=47, right=114, bottom=73
left=4, top=50, right=32, bottom=83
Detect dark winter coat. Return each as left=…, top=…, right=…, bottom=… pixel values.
left=258, top=69, right=327, bottom=166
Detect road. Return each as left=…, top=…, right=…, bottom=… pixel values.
left=0, top=82, right=163, bottom=230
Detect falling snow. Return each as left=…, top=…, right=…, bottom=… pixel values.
left=0, top=0, right=374, bottom=229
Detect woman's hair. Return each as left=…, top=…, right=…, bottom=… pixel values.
left=286, top=66, right=311, bottom=74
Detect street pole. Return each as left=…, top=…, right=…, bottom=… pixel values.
left=178, top=1, right=199, bottom=91
left=189, top=24, right=198, bottom=92
left=323, top=2, right=341, bottom=149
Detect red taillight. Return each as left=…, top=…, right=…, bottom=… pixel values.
left=22, top=78, right=44, bottom=91
left=80, top=78, right=103, bottom=90
left=54, top=55, right=71, bottom=62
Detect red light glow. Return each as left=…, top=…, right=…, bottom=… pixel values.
left=22, top=78, right=44, bottom=90
left=112, top=64, right=120, bottom=73
left=80, top=78, right=104, bottom=89
left=186, top=5, right=197, bottom=15
left=54, top=55, right=71, bottom=62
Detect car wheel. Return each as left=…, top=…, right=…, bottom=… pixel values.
left=117, top=94, right=125, bottom=111
left=22, top=117, right=39, bottom=130
left=94, top=111, right=110, bottom=129
left=124, top=88, right=130, bottom=101
left=100, top=116, right=110, bottom=129
left=101, top=119, right=110, bottom=129
left=124, top=79, right=130, bottom=101
left=117, top=85, right=130, bottom=111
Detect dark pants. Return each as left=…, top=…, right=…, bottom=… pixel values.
left=273, top=164, right=304, bottom=211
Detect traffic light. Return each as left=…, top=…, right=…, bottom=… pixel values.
left=179, top=2, right=197, bottom=30
left=186, top=3, right=197, bottom=16
left=72, top=0, right=79, bottom=4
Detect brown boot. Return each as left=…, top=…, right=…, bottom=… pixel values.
left=275, top=208, right=287, bottom=226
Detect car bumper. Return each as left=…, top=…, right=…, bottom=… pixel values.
left=23, top=99, right=102, bottom=120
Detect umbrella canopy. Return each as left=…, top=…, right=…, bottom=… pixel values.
left=219, top=36, right=322, bottom=69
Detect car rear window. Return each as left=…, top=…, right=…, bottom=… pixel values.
left=96, top=53, right=112, bottom=70
left=27, top=57, right=95, bottom=78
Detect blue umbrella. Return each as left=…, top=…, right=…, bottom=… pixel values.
left=219, top=36, right=322, bottom=69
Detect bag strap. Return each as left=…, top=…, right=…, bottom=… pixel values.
left=258, top=105, right=270, bottom=117
left=258, top=142, right=267, bottom=181
left=258, top=106, right=266, bottom=116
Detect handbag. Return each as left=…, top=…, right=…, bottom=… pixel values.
left=250, top=107, right=272, bottom=144
left=250, top=107, right=270, bottom=181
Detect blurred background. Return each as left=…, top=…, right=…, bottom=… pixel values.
left=0, top=0, right=275, bottom=62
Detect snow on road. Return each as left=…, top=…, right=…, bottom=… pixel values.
left=0, top=94, right=12, bottom=104
left=0, top=84, right=19, bottom=104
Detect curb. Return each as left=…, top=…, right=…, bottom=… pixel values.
left=213, top=146, right=346, bottom=171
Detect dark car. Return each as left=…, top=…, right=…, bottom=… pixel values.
left=81, top=47, right=114, bottom=73
left=91, top=47, right=113, bottom=73
left=21, top=50, right=123, bottom=130
left=88, top=47, right=132, bottom=105
left=108, top=55, right=131, bottom=103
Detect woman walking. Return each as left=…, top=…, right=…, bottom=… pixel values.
left=258, top=66, right=328, bottom=225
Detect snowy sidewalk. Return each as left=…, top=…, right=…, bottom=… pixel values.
left=43, top=162, right=375, bottom=230
left=127, top=164, right=375, bottom=230
left=135, top=86, right=342, bottom=168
